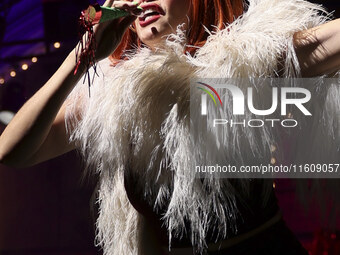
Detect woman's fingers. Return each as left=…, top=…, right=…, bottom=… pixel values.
left=112, top=1, right=143, bottom=16
left=101, top=1, right=143, bottom=17
left=119, top=15, right=137, bottom=31
left=103, top=0, right=114, bottom=7
left=93, top=1, right=139, bottom=31
left=80, top=0, right=142, bottom=61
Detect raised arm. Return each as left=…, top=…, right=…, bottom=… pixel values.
left=0, top=51, right=84, bottom=168
left=293, top=18, right=340, bottom=77
left=0, top=1, right=141, bottom=168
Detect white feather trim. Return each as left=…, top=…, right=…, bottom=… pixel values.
left=65, top=0, right=338, bottom=254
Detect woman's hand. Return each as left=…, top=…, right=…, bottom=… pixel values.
left=82, top=0, right=142, bottom=62
left=294, top=18, right=340, bottom=77
left=0, top=1, right=143, bottom=168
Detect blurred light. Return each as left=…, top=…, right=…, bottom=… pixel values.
left=54, top=42, right=61, bottom=49
left=270, top=144, right=276, bottom=152
left=270, top=157, right=276, bottom=165
left=10, top=71, right=16, bottom=77
left=273, top=182, right=276, bottom=189
left=0, top=78, right=4, bottom=85
left=32, top=57, right=38, bottom=63
left=22, top=63, right=28, bottom=70
left=0, top=111, right=15, bottom=125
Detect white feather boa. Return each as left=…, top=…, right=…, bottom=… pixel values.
left=65, top=0, right=339, bottom=254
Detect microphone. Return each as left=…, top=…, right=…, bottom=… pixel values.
left=81, top=3, right=143, bottom=25
left=74, top=3, right=143, bottom=78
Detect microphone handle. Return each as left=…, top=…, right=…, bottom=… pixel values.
left=82, top=3, right=143, bottom=25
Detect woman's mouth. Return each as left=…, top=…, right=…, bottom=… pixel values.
left=138, top=3, right=165, bottom=27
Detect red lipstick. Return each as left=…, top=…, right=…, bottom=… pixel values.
left=138, top=3, right=165, bottom=27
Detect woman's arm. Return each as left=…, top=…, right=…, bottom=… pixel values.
left=0, top=51, right=84, bottom=167
left=294, top=18, right=340, bottom=77
left=0, top=1, right=140, bottom=168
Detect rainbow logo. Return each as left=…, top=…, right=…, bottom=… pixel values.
left=196, top=82, right=223, bottom=107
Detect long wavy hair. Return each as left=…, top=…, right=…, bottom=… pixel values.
left=110, top=0, right=244, bottom=60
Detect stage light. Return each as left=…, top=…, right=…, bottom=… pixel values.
left=10, top=71, right=16, bottom=77
left=54, top=42, right=61, bottom=49
left=22, top=64, right=28, bottom=70
left=0, top=111, right=15, bottom=125
left=0, top=78, right=4, bottom=85
left=31, top=57, right=38, bottom=63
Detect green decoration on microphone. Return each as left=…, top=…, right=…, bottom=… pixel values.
left=82, top=3, right=143, bottom=25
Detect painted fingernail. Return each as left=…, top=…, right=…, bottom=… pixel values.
left=132, top=1, right=139, bottom=5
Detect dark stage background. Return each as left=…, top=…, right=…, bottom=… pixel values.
left=0, top=1, right=339, bottom=254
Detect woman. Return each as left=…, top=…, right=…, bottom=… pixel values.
left=0, top=0, right=339, bottom=254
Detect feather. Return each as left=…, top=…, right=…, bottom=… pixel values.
left=65, top=0, right=338, bottom=254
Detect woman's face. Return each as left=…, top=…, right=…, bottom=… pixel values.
left=135, top=0, right=191, bottom=49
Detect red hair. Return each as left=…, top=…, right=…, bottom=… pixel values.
left=110, top=0, right=244, bottom=61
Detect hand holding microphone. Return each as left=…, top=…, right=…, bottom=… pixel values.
left=82, top=2, right=143, bottom=25
left=74, top=1, right=143, bottom=76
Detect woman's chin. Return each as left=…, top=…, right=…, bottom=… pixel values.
left=137, top=24, right=175, bottom=49
left=140, top=35, right=167, bottom=50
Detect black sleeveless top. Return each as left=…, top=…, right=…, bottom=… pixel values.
left=124, top=170, right=279, bottom=248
